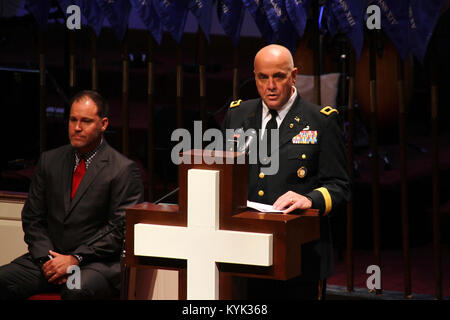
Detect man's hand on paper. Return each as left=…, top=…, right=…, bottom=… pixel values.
left=272, top=191, right=313, bottom=214
left=247, top=191, right=315, bottom=215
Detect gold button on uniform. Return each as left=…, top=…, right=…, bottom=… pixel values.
left=258, top=190, right=264, bottom=197
left=289, top=123, right=294, bottom=128
left=301, top=154, right=307, bottom=159
left=259, top=172, right=265, bottom=179
left=297, top=166, right=307, bottom=179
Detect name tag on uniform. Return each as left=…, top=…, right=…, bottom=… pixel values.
left=292, top=130, right=318, bottom=144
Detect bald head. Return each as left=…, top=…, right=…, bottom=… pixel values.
left=254, top=44, right=295, bottom=70
left=253, top=45, right=298, bottom=111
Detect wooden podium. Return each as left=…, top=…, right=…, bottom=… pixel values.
left=125, top=150, right=320, bottom=299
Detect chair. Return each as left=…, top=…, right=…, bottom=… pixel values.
left=28, top=293, right=61, bottom=300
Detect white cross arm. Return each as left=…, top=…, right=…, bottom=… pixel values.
left=134, top=224, right=273, bottom=266
left=132, top=168, right=274, bottom=299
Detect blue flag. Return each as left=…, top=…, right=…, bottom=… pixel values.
left=263, top=0, right=298, bottom=53
left=408, top=0, right=445, bottom=63
left=328, top=0, right=365, bottom=59
left=375, top=0, right=409, bottom=60
left=324, top=2, right=339, bottom=37
left=188, top=0, right=213, bottom=42
left=285, top=0, right=312, bottom=39
left=56, top=0, right=73, bottom=15
left=25, top=0, right=51, bottom=30
left=0, top=0, right=25, bottom=18
left=80, top=0, right=105, bottom=36
left=96, top=0, right=131, bottom=41
left=217, top=0, right=245, bottom=46
left=130, top=0, right=163, bottom=44
left=242, top=0, right=276, bottom=44
left=153, top=0, right=189, bottom=44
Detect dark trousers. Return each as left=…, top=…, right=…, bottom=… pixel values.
left=0, top=253, right=118, bottom=300
left=247, top=276, right=327, bottom=300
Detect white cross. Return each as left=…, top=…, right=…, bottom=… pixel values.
left=134, top=169, right=273, bottom=300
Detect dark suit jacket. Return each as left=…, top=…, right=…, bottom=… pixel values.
left=21, top=141, right=144, bottom=288
left=222, top=96, right=350, bottom=279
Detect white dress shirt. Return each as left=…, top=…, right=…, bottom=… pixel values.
left=261, top=86, right=298, bottom=138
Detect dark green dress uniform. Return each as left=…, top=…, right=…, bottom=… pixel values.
left=222, top=95, right=350, bottom=297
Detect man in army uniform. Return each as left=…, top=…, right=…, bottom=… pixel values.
left=222, top=44, right=350, bottom=299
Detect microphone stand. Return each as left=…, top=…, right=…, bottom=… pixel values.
left=153, top=187, right=179, bottom=205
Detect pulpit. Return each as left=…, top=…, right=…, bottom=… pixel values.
left=125, top=150, right=320, bottom=299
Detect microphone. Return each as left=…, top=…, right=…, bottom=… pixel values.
left=238, top=129, right=257, bottom=155
left=227, top=127, right=244, bottom=152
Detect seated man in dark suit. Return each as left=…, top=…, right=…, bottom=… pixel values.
left=0, top=90, right=144, bottom=299
left=222, top=44, right=350, bottom=299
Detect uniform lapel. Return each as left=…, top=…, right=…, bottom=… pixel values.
left=278, top=96, right=308, bottom=148
left=67, top=144, right=109, bottom=215
left=245, top=100, right=262, bottom=131
left=63, top=148, right=76, bottom=215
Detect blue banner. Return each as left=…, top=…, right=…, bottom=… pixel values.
left=408, top=0, right=445, bottom=63
left=217, top=0, right=245, bottom=46
left=56, top=0, right=75, bottom=16
left=375, top=0, right=409, bottom=60
left=96, top=0, right=131, bottom=41
left=130, top=0, right=163, bottom=44
left=153, top=0, right=189, bottom=44
left=328, top=0, right=365, bottom=59
left=0, top=0, right=25, bottom=18
left=263, top=0, right=298, bottom=53
left=188, top=0, right=213, bottom=42
left=79, top=0, right=105, bottom=36
left=25, top=0, right=51, bottom=30
left=285, top=0, right=312, bottom=39
left=324, top=2, right=339, bottom=37
left=242, top=0, right=276, bottom=44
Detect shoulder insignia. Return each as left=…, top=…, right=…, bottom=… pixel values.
left=320, top=106, right=338, bottom=116
left=229, top=99, right=242, bottom=109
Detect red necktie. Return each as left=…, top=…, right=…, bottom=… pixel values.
left=71, top=158, right=86, bottom=200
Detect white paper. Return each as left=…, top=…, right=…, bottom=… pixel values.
left=247, top=200, right=283, bottom=213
